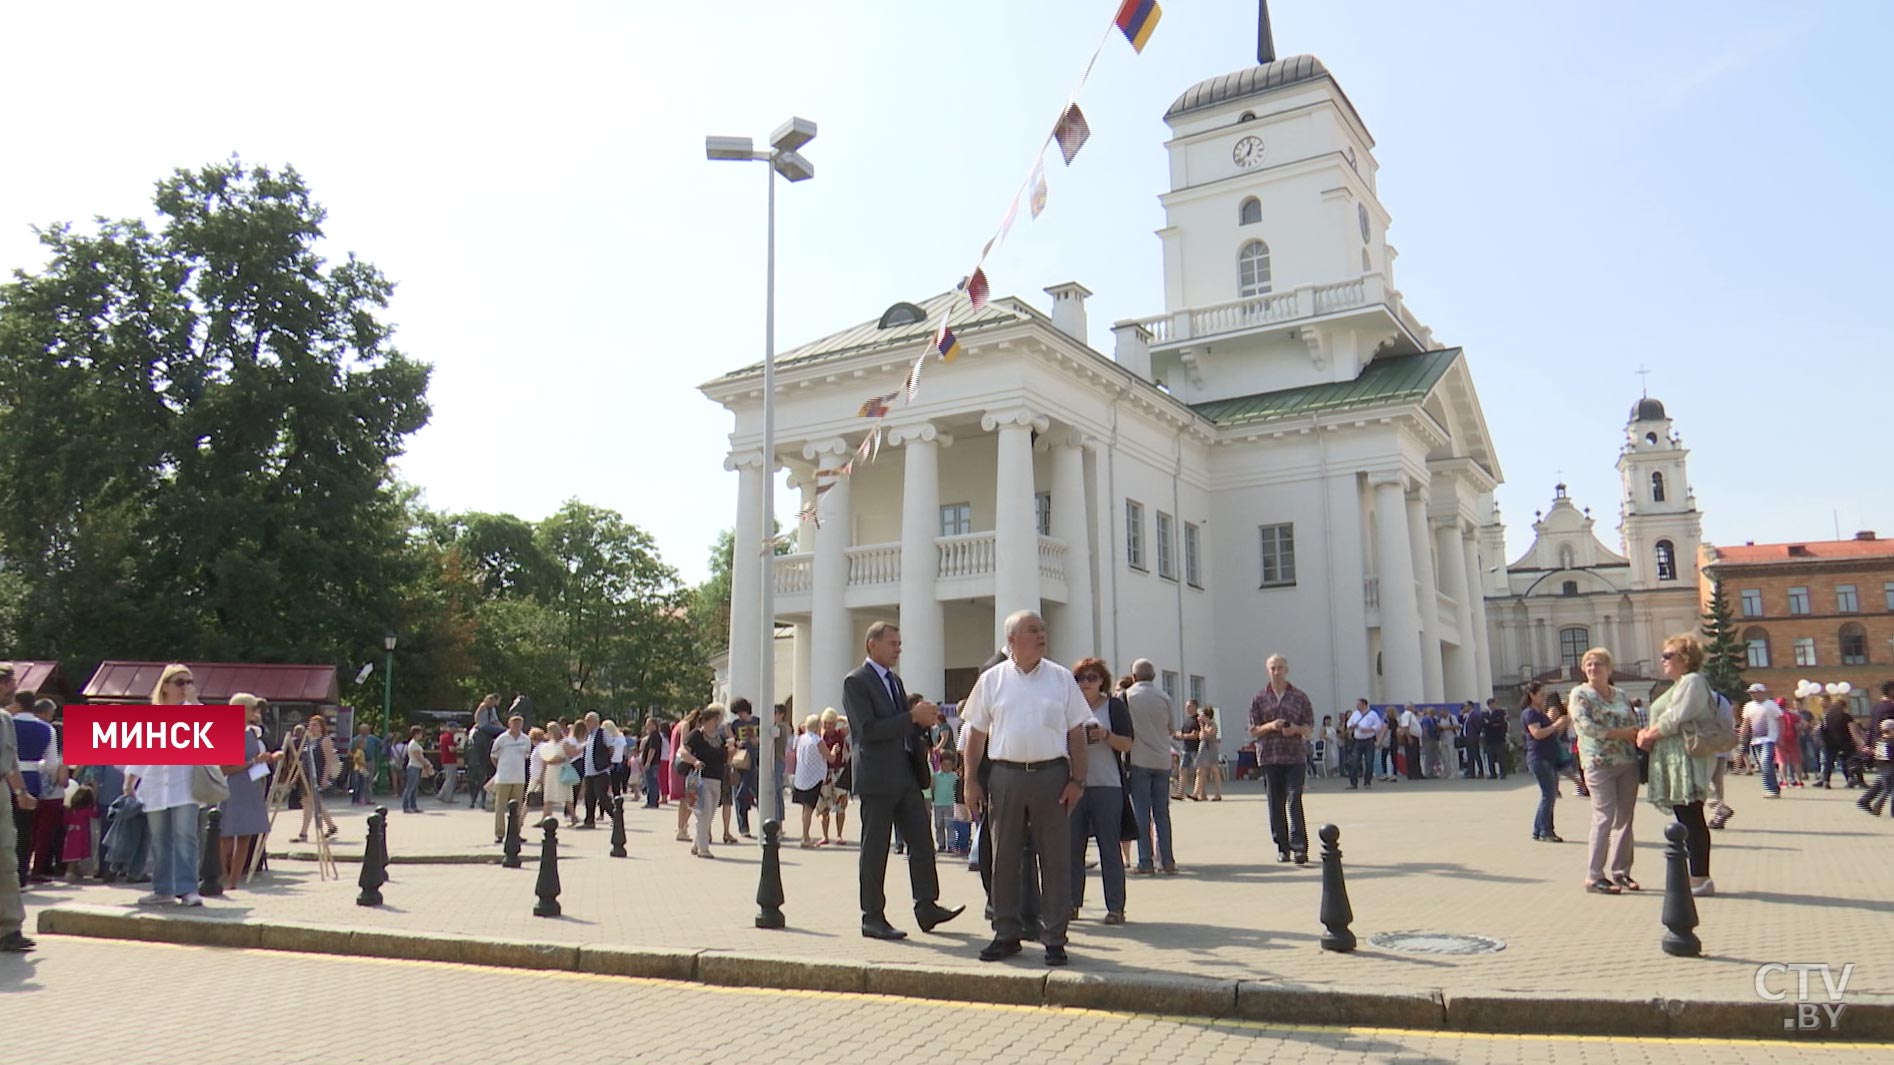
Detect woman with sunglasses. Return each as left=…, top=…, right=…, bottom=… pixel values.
left=1637, top=634, right=1719, bottom=896
left=125, top=664, right=205, bottom=906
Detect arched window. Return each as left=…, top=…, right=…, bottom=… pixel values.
left=1644, top=432, right=1658, bottom=446
left=1238, top=197, right=1261, bottom=225
left=1361, top=249, right=1371, bottom=273
left=1742, top=626, right=1771, bottom=669
left=1655, top=540, right=1677, bottom=581
left=1651, top=472, right=1666, bottom=502
left=1238, top=240, right=1272, bottom=297
left=1840, top=622, right=1869, bottom=665
left=1559, top=626, right=1590, bottom=674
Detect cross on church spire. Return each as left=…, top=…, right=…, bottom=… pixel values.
left=1635, top=365, right=1651, bottom=397
left=1257, top=0, right=1276, bottom=64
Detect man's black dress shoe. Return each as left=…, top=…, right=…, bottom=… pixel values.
left=1044, top=945, right=1068, bottom=966
left=979, top=937, right=1022, bottom=962
left=861, top=917, right=908, bottom=940
left=915, top=902, right=965, bottom=932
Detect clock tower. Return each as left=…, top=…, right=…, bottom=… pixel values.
left=1617, top=396, right=1703, bottom=589
left=1140, top=4, right=1433, bottom=403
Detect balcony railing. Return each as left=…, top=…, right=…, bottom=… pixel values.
left=777, top=554, right=813, bottom=595
left=1129, top=273, right=1430, bottom=348
left=1038, top=537, right=1068, bottom=583
left=847, top=543, right=901, bottom=586
left=772, top=531, right=1069, bottom=594
left=937, top=532, right=996, bottom=579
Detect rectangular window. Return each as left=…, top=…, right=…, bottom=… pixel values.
left=939, top=502, right=971, bottom=538
left=1745, top=638, right=1770, bottom=669
left=1841, top=628, right=1868, bottom=665
left=1156, top=512, right=1176, bottom=580
left=1886, top=582, right=1894, bottom=611
left=1259, top=522, right=1297, bottom=587
left=1793, top=637, right=1817, bottom=667
left=1184, top=522, right=1202, bottom=587
left=1161, top=670, right=1178, bottom=702
left=1787, top=587, right=1810, bottom=615
left=1739, top=588, right=1763, bottom=617
left=1126, top=501, right=1145, bottom=570
left=1837, top=584, right=1858, bottom=613
left=1035, top=491, right=1051, bottom=537
left=1188, top=674, right=1206, bottom=706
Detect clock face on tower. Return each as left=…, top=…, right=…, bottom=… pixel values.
left=1232, top=135, right=1265, bottom=169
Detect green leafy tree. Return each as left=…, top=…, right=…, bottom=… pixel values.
left=1699, top=579, right=1747, bottom=704
left=0, top=158, right=430, bottom=668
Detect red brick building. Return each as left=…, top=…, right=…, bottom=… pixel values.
left=1700, top=533, right=1894, bottom=714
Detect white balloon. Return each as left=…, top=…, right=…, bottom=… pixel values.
left=1836, top=682, right=1852, bottom=696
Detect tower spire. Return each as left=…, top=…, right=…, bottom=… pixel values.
left=1257, top=0, right=1276, bottom=64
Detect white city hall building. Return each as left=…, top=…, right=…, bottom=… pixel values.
left=703, top=51, right=1503, bottom=719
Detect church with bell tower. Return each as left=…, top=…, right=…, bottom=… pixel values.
left=1480, top=396, right=1707, bottom=701
left=703, top=3, right=1506, bottom=718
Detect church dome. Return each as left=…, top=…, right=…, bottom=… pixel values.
left=1631, top=397, right=1667, bottom=422
left=1165, top=55, right=1331, bottom=120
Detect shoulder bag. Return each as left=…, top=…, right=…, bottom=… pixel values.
left=191, top=765, right=231, bottom=806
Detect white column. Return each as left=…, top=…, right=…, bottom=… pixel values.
left=891, top=421, right=950, bottom=704
left=1463, top=535, right=1494, bottom=699
left=1405, top=490, right=1444, bottom=702
left=791, top=620, right=812, bottom=719
left=1371, top=473, right=1424, bottom=702
left=1048, top=431, right=1095, bottom=664
left=724, top=450, right=765, bottom=709
left=795, top=472, right=819, bottom=552
left=984, top=405, right=1046, bottom=646
left=804, top=438, right=853, bottom=714
left=1435, top=519, right=1478, bottom=701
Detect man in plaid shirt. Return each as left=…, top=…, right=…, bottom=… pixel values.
left=1247, top=654, right=1316, bottom=864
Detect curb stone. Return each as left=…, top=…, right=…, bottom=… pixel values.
left=33, top=905, right=1894, bottom=1042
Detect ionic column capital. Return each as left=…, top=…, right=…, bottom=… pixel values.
left=886, top=421, right=953, bottom=448
left=724, top=449, right=767, bottom=472
left=1367, top=470, right=1409, bottom=492
left=1033, top=427, right=1094, bottom=453
left=981, top=406, right=1048, bottom=434
left=801, top=437, right=851, bottom=462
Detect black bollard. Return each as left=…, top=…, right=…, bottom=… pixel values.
left=198, top=807, right=225, bottom=898
left=502, top=798, right=524, bottom=869
left=610, top=795, right=628, bottom=858
left=1659, top=821, right=1701, bottom=957
left=755, top=818, right=786, bottom=929
left=357, top=807, right=388, bottom=906
left=1317, top=824, right=1356, bottom=953
left=532, top=817, right=562, bottom=917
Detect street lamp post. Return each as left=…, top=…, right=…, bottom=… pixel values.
left=382, top=632, right=398, bottom=737
left=708, top=117, right=815, bottom=840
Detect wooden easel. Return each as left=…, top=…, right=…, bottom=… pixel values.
left=256, top=731, right=339, bottom=881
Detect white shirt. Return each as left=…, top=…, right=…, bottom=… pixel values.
left=1347, top=709, right=1384, bottom=740
left=1399, top=709, right=1420, bottom=735
left=961, top=656, right=1093, bottom=763
left=1743, top=699, right=1783, bottom=745
left=490, top=731, right=533, bottom=784
left=793, top=731, right=827, bottom=789
left=126, top=763, right=196, bottom=813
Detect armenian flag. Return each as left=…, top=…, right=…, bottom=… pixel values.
left=935, top=324, right=965, bottom=363
left=1115, top=0, right=1162, bottom=53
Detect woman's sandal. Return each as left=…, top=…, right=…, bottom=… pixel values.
left=1587, top=878, right=1622, bottom=895
left=1613, top=874, right=1642, bottom=892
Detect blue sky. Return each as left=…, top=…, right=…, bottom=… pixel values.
left=2, top=1, right=1887, bottom=584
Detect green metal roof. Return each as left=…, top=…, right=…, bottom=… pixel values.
left=1189, top=348, right=1462, bottom=428
left=704, top=291, right=1026, bottom=385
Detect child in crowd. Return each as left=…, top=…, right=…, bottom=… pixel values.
left=63, top=784, right=100, bottom=878
left=932, top=751, right=961, bottom=853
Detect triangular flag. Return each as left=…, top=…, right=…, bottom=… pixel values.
left=934, top=324, right=964, bottom=363
left=962, top=268, right=990, bottom=312
left=903, top=351, right=926, bottom=402
left=1029, top=161, right=1048, bottom=218
left=858, top=392, right=897, bottom=419
left=1114, top=0, right=1162, bottom=54
left=1054, top=103, right=1090, bottom=165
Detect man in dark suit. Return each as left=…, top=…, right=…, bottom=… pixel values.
left=843, top=620, right=964, bottom=940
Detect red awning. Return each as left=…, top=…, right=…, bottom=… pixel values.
left=82, top=661, right=341, bottom=705
left=4, top=660, right=64, bottom=696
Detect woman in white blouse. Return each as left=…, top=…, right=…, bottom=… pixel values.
left=530, top=721, right=576, bottom=825
left=125, top=664, right=205, bottom=906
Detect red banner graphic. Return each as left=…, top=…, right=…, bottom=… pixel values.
left=63, top=705, right=246, bottom=766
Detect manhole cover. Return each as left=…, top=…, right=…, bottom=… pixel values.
left=1368, top=931, right=1506, bottom=955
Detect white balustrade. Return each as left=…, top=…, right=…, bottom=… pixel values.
left=1123, top=272, right=1437, bottom=348
left=936, top=532, right=997, bottom=579
left=845, top=542, right=901, bottom=586
left=1363, top=576, right=1380, bottom=609
left=775, top=554, right=813, bottom=595
left=1037, top=536, right=1068, bottom=583
left=1314, top=278, right=1365, bottom=314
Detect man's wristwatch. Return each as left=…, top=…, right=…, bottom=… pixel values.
left=1067, top=779, right=1086, bottom=790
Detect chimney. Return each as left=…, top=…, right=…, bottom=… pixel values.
left=1044, top=282, right=1092, bottom=345
left=1111, top=319, right=1152, bottom=380
left=1856, top=530, right=1876, bottom=541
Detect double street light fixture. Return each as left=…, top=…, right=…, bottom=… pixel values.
left=707, top=117, right=815, bottom=842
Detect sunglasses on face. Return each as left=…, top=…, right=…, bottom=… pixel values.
left=1660, top=652, right=1679, bottom=661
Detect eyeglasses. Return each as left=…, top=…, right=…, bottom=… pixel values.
left=1077, top=674, right=1104, bottom=683
left=1660, top=652, right=1679, bottom=661
left=169, top=678, right=197, bottom=687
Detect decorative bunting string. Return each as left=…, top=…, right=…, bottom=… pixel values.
left=773, top=1, right=1161, bottom=547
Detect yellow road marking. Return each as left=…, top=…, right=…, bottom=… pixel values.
left=47, top=936, right=1880, bottom=1050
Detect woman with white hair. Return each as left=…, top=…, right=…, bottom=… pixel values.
left=125, top=664, right=204, bottom=906
left=820, top=708, right=852, bottom=846
left=793, top=713, right=828, bottom=847
left=677, top=704, right=733, bottom=858
left=217, top=693, right=279, bottom=888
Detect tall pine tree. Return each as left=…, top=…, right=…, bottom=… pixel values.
left=1699, top=579, right=1747, bottom=704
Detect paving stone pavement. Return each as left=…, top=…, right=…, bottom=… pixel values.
left=4, top=937, right=1882, bottom=1064
left=18, top=771, right=1892, bottom=1006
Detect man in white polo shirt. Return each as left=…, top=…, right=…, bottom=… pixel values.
left=1345, top=699, right=1384, bottom=790
left=962, top=610, right=1093, bottom=967
left=1742, top=683, right=1783, bottom=799
left=488, top=715, right=533, bottom=842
